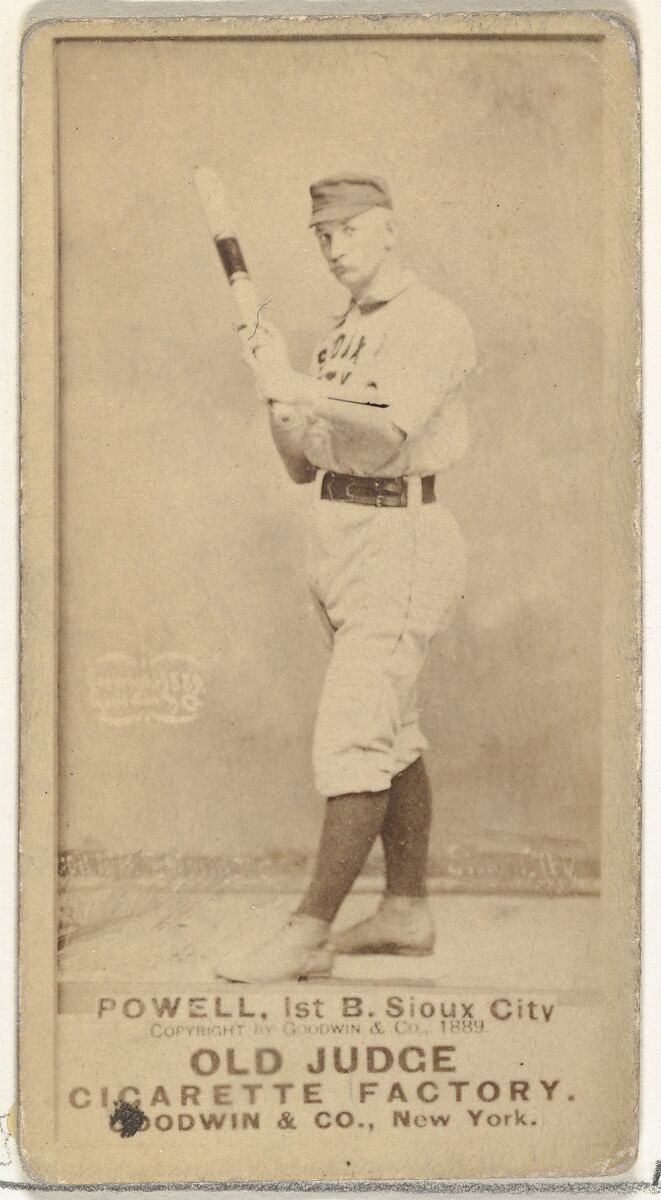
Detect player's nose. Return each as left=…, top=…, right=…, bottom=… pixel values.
left=328, top=230, right=347, bottom=260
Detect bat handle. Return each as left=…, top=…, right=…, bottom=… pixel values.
left=231, top=276, right=262, bottom=334
left=212, top=234, right=261, bottom=332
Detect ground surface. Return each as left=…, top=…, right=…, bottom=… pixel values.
left=58, top=891, right=602, bottom=1010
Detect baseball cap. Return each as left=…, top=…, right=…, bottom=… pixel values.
left=309, top=174, right=393, bottom=227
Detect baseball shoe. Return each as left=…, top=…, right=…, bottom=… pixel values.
left=215, top=914, right=333, bottom=983
left=331, top=895, right=435, bottom=955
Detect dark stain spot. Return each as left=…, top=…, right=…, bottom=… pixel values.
left=110, top=1099, right=147, bottom=1138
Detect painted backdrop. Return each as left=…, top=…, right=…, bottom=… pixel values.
left=56, top=34, right=604, bottom=878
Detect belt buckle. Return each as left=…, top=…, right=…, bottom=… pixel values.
left=374, top=478, right=401, bottom=507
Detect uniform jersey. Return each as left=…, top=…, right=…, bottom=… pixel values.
left=301, top=271, right=476, bottom=478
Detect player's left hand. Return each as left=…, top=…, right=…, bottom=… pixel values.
left=239, top=318, right=302, bottom=404
left=242, top=318, right=291, bottom=373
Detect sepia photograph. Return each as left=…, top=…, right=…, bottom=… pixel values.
left=19, top=12, right=640, bottom=1183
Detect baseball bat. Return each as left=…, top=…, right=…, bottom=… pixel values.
left=194, top=166, right=260, bottom=335
left=194, top=166, right=305, bottom=431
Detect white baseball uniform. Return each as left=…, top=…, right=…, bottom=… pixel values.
left=302, top=271, right=476, bottom=797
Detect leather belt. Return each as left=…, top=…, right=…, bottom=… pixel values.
left=320, top=471, right=435, bottom=508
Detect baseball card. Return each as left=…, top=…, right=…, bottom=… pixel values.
left=18, top=10, right=641, bottom=1184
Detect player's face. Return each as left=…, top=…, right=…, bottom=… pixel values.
left=314, top=208, right=395, bottom=299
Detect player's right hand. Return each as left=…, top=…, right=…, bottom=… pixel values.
left=269, top=400, right=305, bottom=430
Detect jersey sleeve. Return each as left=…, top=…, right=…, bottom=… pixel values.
left=373, top=295, right=476, bottom=437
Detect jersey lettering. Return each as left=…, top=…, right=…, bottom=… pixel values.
left=317, top=330, right=369, bottom=382
left=348, top=335, right=367, bottom=364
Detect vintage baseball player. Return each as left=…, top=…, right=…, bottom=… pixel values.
left=217, top=175, right=476, bottom=983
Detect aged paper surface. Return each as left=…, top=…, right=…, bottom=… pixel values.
left=19, top=12, right=640, bottom=1184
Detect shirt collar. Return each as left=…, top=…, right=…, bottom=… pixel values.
left=354, top=267, right=417, bottom=313
left=331, top=268, right=417, bottom=326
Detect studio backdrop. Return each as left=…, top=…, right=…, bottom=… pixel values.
left=56, top=34, right=603, bottom=888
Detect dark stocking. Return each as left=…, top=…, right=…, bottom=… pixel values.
left=297, top=790, right=390, bottom=923
left=381, top=757, right=432, bottom=897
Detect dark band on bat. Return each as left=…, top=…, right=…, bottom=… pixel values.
left=214, top=236, right=248, bottom=282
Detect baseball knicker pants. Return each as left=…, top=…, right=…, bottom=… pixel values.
left=307, top=475, right=466, bottom=797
